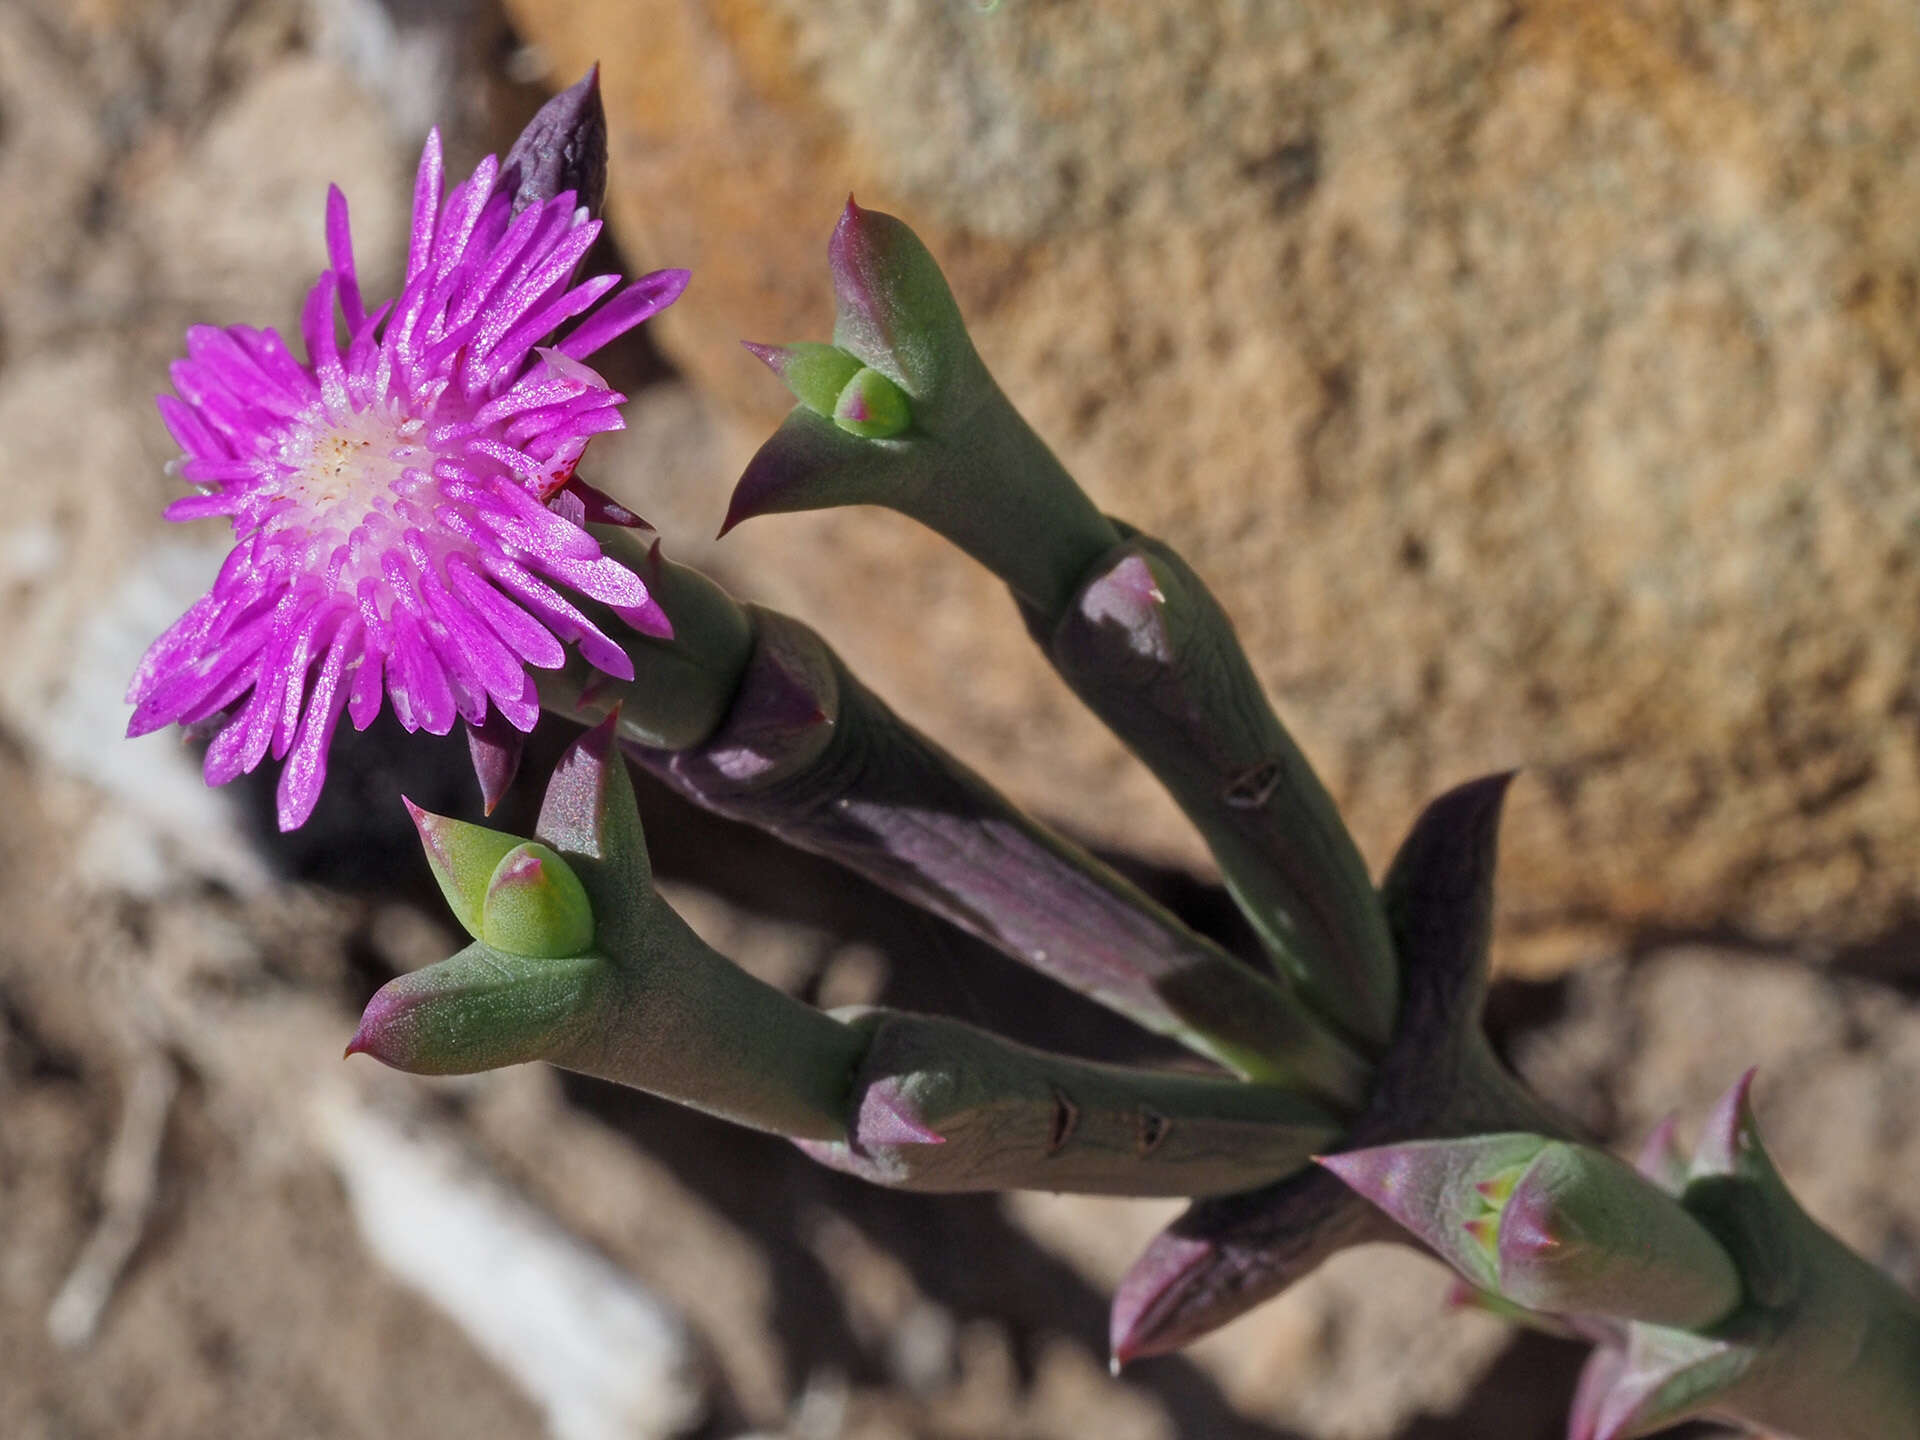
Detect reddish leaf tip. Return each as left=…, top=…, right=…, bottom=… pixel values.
left=1693, top=1066, right=1762, bottom=1177
left=855, top=1077, right=946, bottom=1148
left=741, top=340, right=785, bottom=373
left=1109, top=1232, right=1215, bottom=1366
left=1634, top=1113, right=1687, bottom=1192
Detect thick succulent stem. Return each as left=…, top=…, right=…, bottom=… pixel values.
left=1588, top=1072, right=1920, bottom=1440
left=1110, top=774, right=1575, bottom=1362
left=799, top=1009, right=1340, bottom=1197
left=1037, top=535, right=1400, bottom=1049
left=727, top=205, right=1398, bottom=1050
left=362, top=717, right=1348, bottom=1197
left=728, top=202, right=1122, bottom=622
left=615, top=607, right=1371, bottom=1109
left=529, top=522, right=1370, bottom=1104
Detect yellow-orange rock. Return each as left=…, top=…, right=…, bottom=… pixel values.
left=509, top=0, right=1920, bottom=976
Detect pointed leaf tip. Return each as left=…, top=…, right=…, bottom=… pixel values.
left=1076, top=550, right=1174, bottom=663
left=1109, top=1231, right=1215, bottom=1367
left=1588, top=1328, right=1751, bottom=1440
left=1567, top=1345, right=1628, bottom=1440
left=348, top=945, right=604, bottom=1076
left=1319, top=1135, right=1552, bottom=1291
left=721, top=406, right=881, bottom=537
left=1634, top=1114, right=1687, bottom=1193
left=1495, top=1144, right=1741, bottom=1329
left=405, top=798, right=527, bottom=940
left=741, top=339, right=785, bottom=373
left=854, top=1076, right=946, bottom=1148
left=534, top=710, right=651, bottom=890
left=1691, top=1067, right=1761, bottom=1179
left=745, top=340, right=865, bottom=415
left=832, top=366, right=912, bottom=437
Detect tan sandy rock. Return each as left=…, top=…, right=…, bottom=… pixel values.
left=508, top=0, right=1920, bottom=975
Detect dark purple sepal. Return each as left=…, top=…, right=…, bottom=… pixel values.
left=498, top=66, right=608, bottom=219
left=553, top=475, right=648, bottom=529
left=465, top=711, right=527, bottom=815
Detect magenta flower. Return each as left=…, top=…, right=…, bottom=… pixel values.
left=126, top=129, right=688, bottom=830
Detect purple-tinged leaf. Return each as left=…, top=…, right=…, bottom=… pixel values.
left=1588, top=1324, right=1750, bottom=1440
left=742, top=339, right=863, bottom=415
left=1496, top=1144, right=1739, bottom=1329
left=1107, top=772, right=1572, bottom=1362
left=534, top=712, right=653, bottom=951
left=347, top=941, right=605, bottom=1075
left=405, top=796, right=525, bottom=940
left=1567, top=1344, right=1628, bottom=1440
left=853, top=1075, right=946, bottom=1148
left=1319, top=1133, right=1546, bottom=1290
left=1633, top=1113, right=1687, bottom=1194
left=831, top=366, right=911, bottom=438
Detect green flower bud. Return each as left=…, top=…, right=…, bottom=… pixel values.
left=480, top=841, right=596, bottom=958
left=831, top=365, right=912, bottom=438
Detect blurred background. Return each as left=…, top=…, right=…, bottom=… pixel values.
left=4, top=0, right=1919, bottom=1435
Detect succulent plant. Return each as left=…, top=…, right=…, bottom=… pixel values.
left=135, top=75, right=1920, bottom=1439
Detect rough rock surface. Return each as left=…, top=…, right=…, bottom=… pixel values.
left=508, top=0, right=1920, bottom=976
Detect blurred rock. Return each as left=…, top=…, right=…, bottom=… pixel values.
left=313, top=1094, right=710, bottom=1440
left=509, top=0, right=1920, bottom=975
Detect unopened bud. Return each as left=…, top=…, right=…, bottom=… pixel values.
left=481, top=841, right=596, bottom=958
left=831, top=365, right=912, bottom=438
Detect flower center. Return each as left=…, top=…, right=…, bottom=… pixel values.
left=277, top=403, right=425, bottom=533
